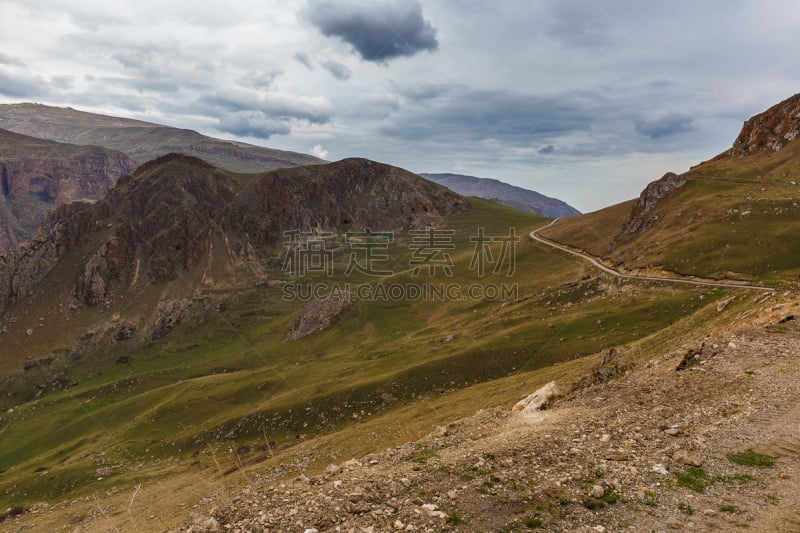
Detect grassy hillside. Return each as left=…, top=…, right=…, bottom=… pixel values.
left=540, top=138, right=800, bottom=284
left=0, top=198, right=727, bottom=523
left=538, top=199, right=636, bottom=257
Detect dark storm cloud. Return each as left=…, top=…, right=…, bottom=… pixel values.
left=635, top=112, right=694, bottom=139
left=539, top=145, right=555, bottom=154
left=305, top=0, right=438, bottom=62
left=321, top=60, right=352, bottom=81
left=380, top=88, right=591, bottom=145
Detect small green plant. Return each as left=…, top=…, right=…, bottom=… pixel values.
left=677, top=502, right=694, bottom=515
left=719, top=504, right=737, bottom=513
left=447, top=513, right=466, bottom=525
left=525, top=517, right=543, bottom=528
left=557, top=497, right=570, bottom=506
left=727, top=449, right=775, bottom=467
left=675, top=466, right=712, bottom=492
left=600, top=489, right=620, bottom=505
left=644, top=490, right=657, bottom=506
left=582, top=488, right=620, bottom=509
left=744, top=369, right=755, bottom=376
left=716, top=473, right=754, bottom=484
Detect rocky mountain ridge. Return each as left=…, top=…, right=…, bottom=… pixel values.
left=729, top=92, right=800, bottom=157
left=0, top=154, right=466, bottom=331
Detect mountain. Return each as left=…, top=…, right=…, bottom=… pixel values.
left=419, top=172, right=580, bottom=218
left=0, top=145, right=720, bottom=530
left=0, top=127, right=136, bottom=250
left=0, top=155, right=467, bottom=377
left=0, top=103, right=323, bottom=173
left=539, top=92, right=800, bottom=284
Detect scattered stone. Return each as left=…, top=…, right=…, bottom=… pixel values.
left=672, top=449, right=703, bottom=467
left=286, top=295, right=352, bottom=340
left=589, top=484, right=605, bottom=498
left=652, top=464, right=669, bottom=475
left=513, top=381, right=561, bottom=420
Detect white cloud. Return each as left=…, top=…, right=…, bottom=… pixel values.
left=0, top=0, right=798, bottom=210
left=310, top=144, right=329, bottom=159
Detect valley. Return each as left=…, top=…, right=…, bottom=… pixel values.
left=0, top=31, right=799, bottom=531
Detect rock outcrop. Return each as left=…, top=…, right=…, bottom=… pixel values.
left=620, top=172, right=687, bottom=235
left=729, top=92, right=800, bottom=157
left=286, top=295, right=353, bottom=340
left=0, top=128, right=136, bottom=250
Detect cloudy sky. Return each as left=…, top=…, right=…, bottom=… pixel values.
left=1, top=0, right=799, bottom=211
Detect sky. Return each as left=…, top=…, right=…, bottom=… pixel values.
left=1, top=0, right=799, bottom=212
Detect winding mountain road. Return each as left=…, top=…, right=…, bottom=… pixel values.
left=530, top=220, right=775, bottom=292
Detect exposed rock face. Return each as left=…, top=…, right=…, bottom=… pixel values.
left=620, top=172, right=687, bottom=235
left=729, top=92, right=800, bottom=157
left=0, top=155, right=467, bottom=314
left=512, top=381, right=561, bottom=418
left=286, top=295, right=353, bottom=340
left=0, top=128, right=136, bottom=250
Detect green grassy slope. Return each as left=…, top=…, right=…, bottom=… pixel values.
left=541, top=140, right=800, bottom=284
left=0, top=199, right=728, bottom=511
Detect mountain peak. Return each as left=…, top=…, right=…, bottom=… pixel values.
left=729, top=92, right=800, bottom=157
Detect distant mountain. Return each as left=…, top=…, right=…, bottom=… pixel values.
left=419, top=172, right=580, bottom=218
left=0, top=103, right=323, bottom=173
left=0, top=127, right=135, bottom=250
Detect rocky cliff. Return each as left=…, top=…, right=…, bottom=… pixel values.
left=0, top=128, right=136, bottom=250
left=729, top=92, right=800, bottom=157
left=619, top=171, right=687, bottom=236
left=0, top=155, right=467, bottom=313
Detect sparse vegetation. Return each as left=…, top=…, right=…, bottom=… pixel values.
left=525, top=516, right=543, bottom=528
left=727, top=450, right=775, bottom=467
left=447, top=513, right=466, bottom=526
left=675, top=467, right=712, bottom=492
